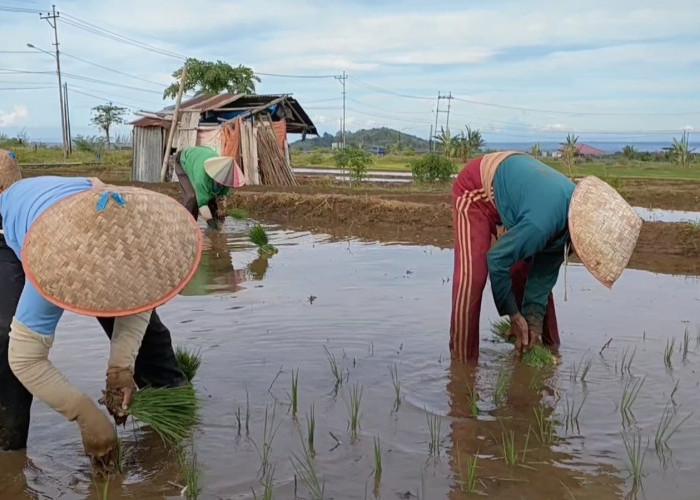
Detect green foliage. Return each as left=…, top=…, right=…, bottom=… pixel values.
left=91, top=102, right=127, bottom=149
left=561, top=133, right=579, bottom=178
left=333, top=146, right=373, bottom=183
left=290, top=127, right=430, bottom=152
left=669, top=131, right=695, bottom=168
left=127, top=386, right=199, bottom=446
left=73, top=135, right=106, bottom=154
left=175, top=345, right=202, bottom=383
left=622, top=145, right=638, bottom=161
left=249, top=225, right=279, bottom=256
left=164, top=58, right=260, bottom=99
left=409, top=154, right=456, bottom=183
left=529, top=143, right=542, bottom=157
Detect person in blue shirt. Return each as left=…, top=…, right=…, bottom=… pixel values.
left=0, top=151, right=191, bottom=465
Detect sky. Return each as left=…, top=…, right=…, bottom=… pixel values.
left=1, top=0, right=699, bottom=145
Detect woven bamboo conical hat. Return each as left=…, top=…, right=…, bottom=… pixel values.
left=568, top=176, right=642, bottom=288
left=0, top=149, right=21, bottom=192
left=22, top=185, right=203, bottom=316
left=204, top=157, right=236, bottom=187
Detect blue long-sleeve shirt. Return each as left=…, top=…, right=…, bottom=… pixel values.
left=0, top=176, right=93, bottom=335
left=487, top=156, right=575, bottom=325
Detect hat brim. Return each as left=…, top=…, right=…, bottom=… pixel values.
left=204, top=157, right=236, bottom=188
left=568, top=176, right=642, bottom=288
left=22, top=186, right=203, bottom=317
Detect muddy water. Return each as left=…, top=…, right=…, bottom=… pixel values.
left=2, top=220, right=700, bottom=500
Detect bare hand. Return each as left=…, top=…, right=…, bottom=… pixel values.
left=506, top=313, right=530, bottom=353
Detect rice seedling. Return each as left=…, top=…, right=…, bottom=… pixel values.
left=490, top=318, right=511, bottom=339
left=324, top=346, right=344, bottom=395
left=229, top=207, right=249, bottom=220
left=664, top=338, right=675, bottom=369
left=622, top=431, right=647, bottom=487
left=456, top=447, right=479, bottom=494
left=306, top=404, right=316, bottom=457
left=94, top=479, right=110, bottom=500
left=533, top=406, right=556, bottom=445
left=114, top=436, right=130, bottom=475
left=249, top=224, right=278, bottom=256
left=670, top=379, right=680, bottom=407
left=178, top=442, right=201, bottom=500
left=426, top=408, right=442, bottom=456
left=373, top=437, right=382, bottom=476
left=563, top=393, right=587, bottom=434
left=235, top=407, right=242, bottom=435
left=389, top=363, right=401, bottom=412
left=522, top=345, right=558, bottom=367
left=528, top=371, right=542, bottom=391
left=621, top=376, right=645, bottom=426
left=501, top=430, right=518, bottom=465
left=493, top=366, right=510, bottom=406
left=175, top=345, right=202, bottom=383
left=571, top=355, right=593, bottom=382
left=347, top=383, right=363, bottom=443
left=254, top=404, right=282, bottom=478
left=654, top=405, right=693, bottom=454
left=125, top=386, right=198, bottom=446
left=620, top=346, right=636, bottom=375
left=466, top=385, right=479, bottom=417
left=290, top=369, right=299, bottom=419
left=682, top=327, right=691, bottom=361
left=252, top=467, right=275, bottom=500
left=291, top=437, right=325, bottom=500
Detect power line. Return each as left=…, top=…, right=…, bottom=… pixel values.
left=61, top=72, right=164, bottom=94
left=68, top=88, right=143, bottom=110
left=0, top=5, right=42, bottom=13
left=256, top=71, right=337, bottom=79
left=0, top=86, right=53, bottom=91
left=60, top=14, right=186, bottom=60
left=60, top=51, right=169, bottom=88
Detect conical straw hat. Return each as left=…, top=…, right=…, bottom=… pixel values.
left=22, top=186, right=203, bottom=317
left=568, top=176, right=642, bottom=288
left=0, top=149, right=21, bottom=192
left=204, top=156, right=236, bottom=187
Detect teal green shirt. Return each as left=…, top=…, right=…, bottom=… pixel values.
left=180, top=146, right=231, bottom=207
left=487, top=155, right=575, bottom=325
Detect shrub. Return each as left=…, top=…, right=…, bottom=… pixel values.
left=410, top=154, right=456, bottom=183
left=333, top=146, right=373, bottom=183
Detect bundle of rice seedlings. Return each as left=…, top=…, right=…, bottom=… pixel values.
left=175, top=345, right=202, bottom=383
left=249, top=224, right=278, bottom=256
left=489, top=318, right=558, bottom=367
left=125, top=386, right=199, bottom=446
left=229, top=208, right=249, bottom=220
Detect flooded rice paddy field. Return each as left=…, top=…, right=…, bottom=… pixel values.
left=2, top=218, right=700, bottom=500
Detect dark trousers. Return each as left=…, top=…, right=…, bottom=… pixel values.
left=171, top=151, right=219, bottom=221
left=0, top=216, right=188, bottom=451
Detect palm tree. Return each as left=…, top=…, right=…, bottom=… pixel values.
left=529, top=143, right=542, bottom=157
left=621, top=145, right=637, bottom=162
left=433, top=126, right=455, bottom=159
left=560, top=133, right=579, bottom=179
left=669, top=131, right=695, bottom=168
left=465, top=126, right=485, bottom=154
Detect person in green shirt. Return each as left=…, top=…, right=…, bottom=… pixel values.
left=171, top=146, right=238, bottom=229
left=450, top=152, right=643, bottom=362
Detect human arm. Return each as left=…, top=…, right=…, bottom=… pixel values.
left=105, top=311, right=151, bottom=416
left=521, top=249, right=565, bottom=338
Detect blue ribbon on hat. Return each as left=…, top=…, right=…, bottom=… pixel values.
left=96, top=191, right=126, bottom=212
left=8, top=152, right=16, bottom=160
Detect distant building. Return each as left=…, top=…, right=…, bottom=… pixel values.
left=557, top=143, right=606, bottom=158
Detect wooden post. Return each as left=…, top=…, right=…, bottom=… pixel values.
left=159, top=64, right=188, bottom=182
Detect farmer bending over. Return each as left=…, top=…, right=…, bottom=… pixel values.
left=0, top=156, right=201, bottom=466
left=170, top=146, right=243, bottom=230
left=450, top=152, right=642, bottom=362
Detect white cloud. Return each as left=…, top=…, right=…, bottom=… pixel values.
left=0, top=105, right=29, bottom=127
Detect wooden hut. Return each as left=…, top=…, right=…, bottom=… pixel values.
left=130, top=93, right=318, bottom=184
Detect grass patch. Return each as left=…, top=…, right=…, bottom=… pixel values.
left=253, top=467, right=275, bottom=500
left=456, top=447, right=479, bottom=493
left=490, top=318, right=511, bottom=339
left=291, top=435, right=325, bottom=500
left=621, top=376, right=645, bottom=425
left=290, top=369, right=299, bottom=419
left=126, top=386, right=198, bottom=446
left=533, top=406, right=557, bottom=445
left=622, top=431, right=648, bottom=487
left=324, top=346, right=344, bottom=395
left=682, top=327, right=691, bottom=361
left=466, top=385, right=479, bottom=417
left=522, top=345, right=558, bottom=368
left=501, top=430, right=518, bottom=465
left=493, top=366, right=510, bottom=406
left=306, top=404, right=316, bottom=457
left=253, top=404, right=281, bottom=478
left=373, top=436, right=382, bottom=477
left=175, top=345, right=202, bottom=383
left=177, top=442, right=200, bottom=500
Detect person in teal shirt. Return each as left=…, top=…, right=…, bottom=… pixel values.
left=450, top=152, right=642, bottom=362
left=171, top=146, right=238, bottom=229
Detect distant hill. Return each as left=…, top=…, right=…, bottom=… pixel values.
left=290, top=127, right=430, bottom=152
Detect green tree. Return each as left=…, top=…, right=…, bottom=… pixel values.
left=622, top=145, right=637, bottom=161
left=561, top=133, right=579, bottom=179
left=669, top=131, right=695, bottom=168
left=164, top=58, right=260, bottom=99
left=529, top=143, right=542, bottom=157
left=433, top=126, right=456, bottom=159
left=410, top=154, right=455, bottom=183
left=333, top=146, right=373, bottom=184
left=91, top=102, right=127, bottom=150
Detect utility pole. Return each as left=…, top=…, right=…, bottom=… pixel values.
left=40, top=5, right=67, bottom=158
left=334, top=71, right=348, bottom=148
left=433, top=91, right=454, bottom=152
left=445, top=91, right=453, bottom=129
left=64, top=83, right=72, bottom=155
